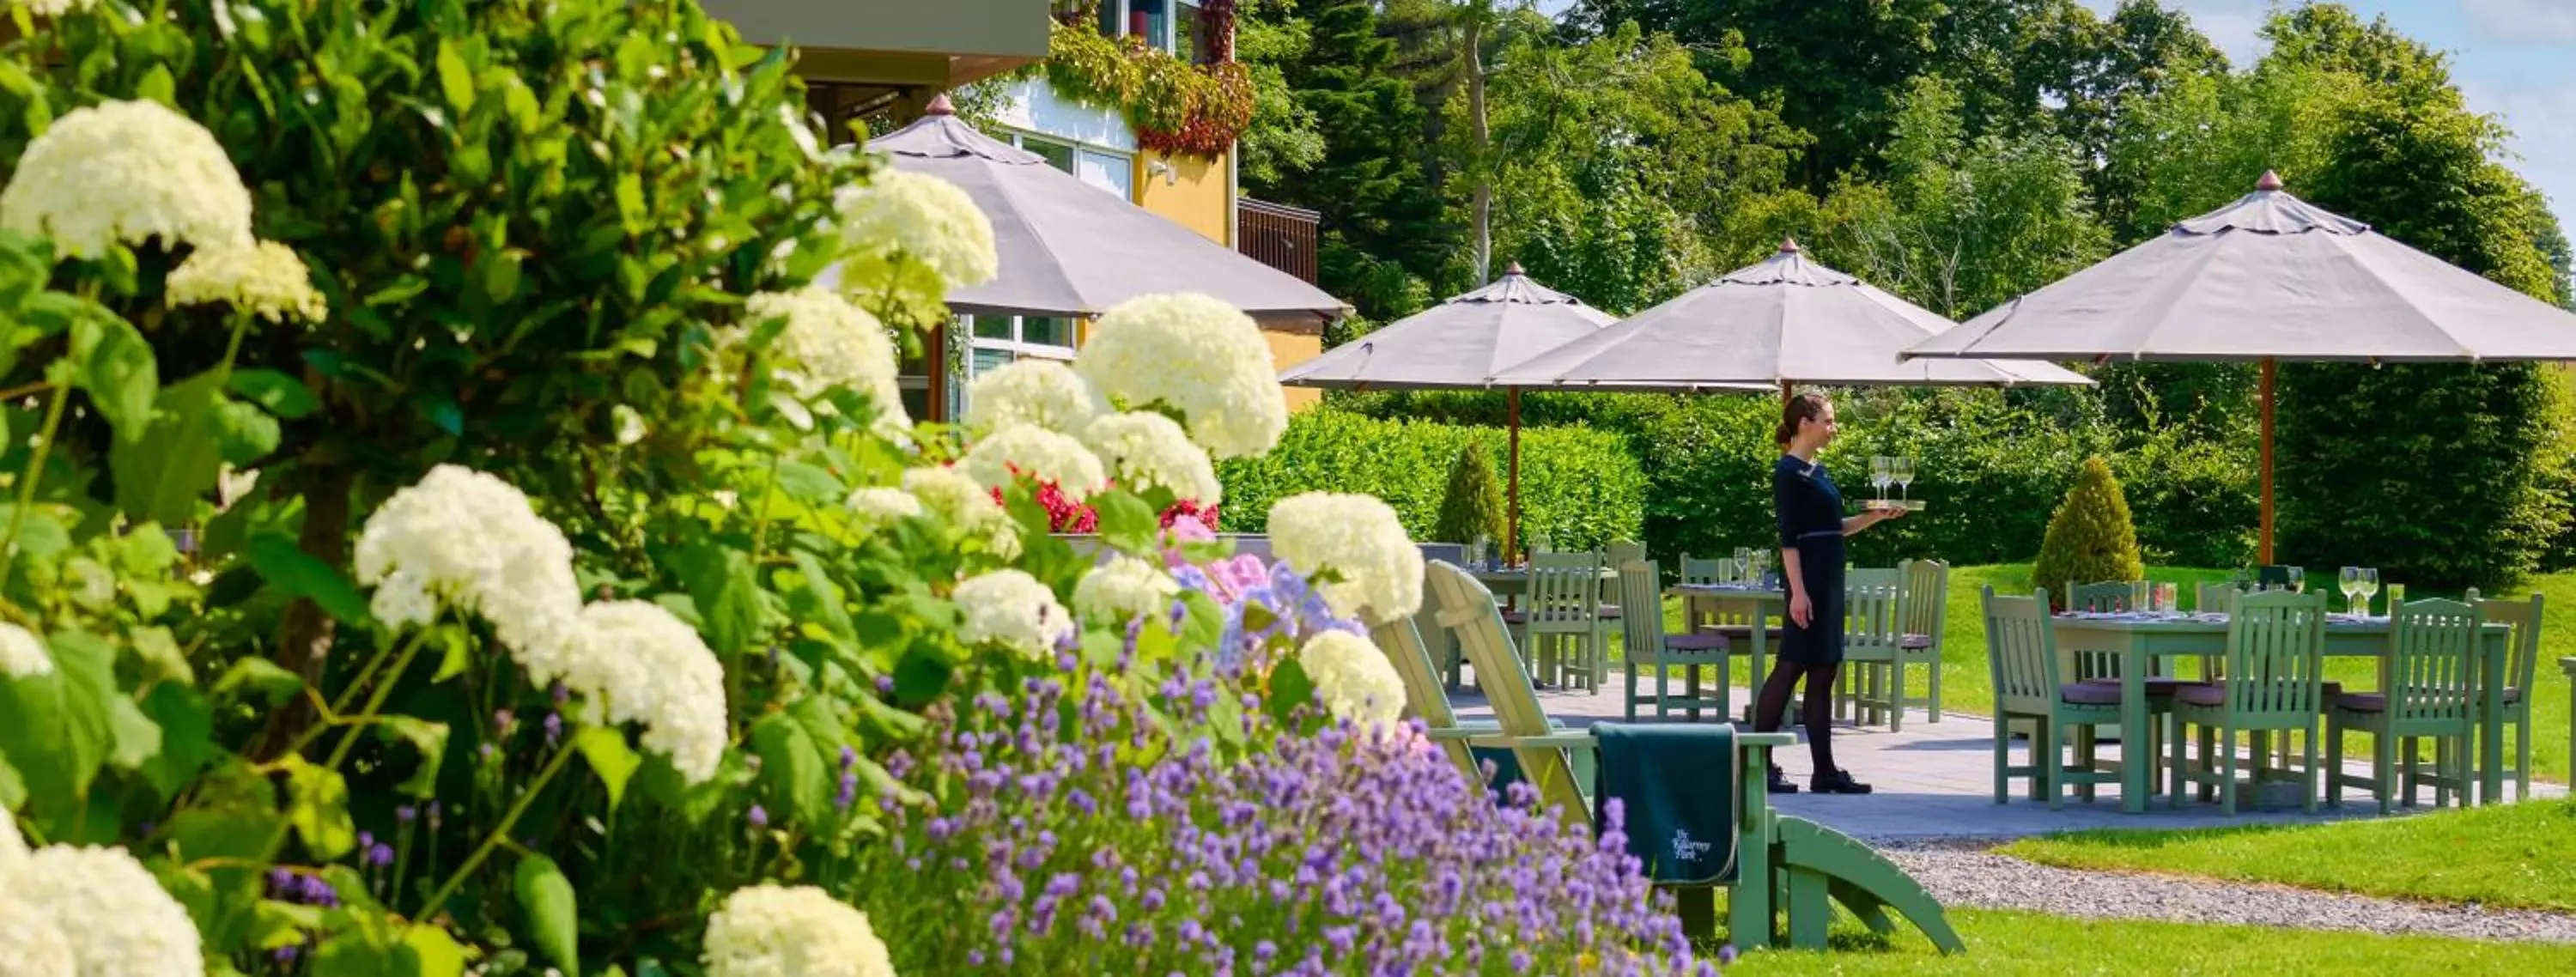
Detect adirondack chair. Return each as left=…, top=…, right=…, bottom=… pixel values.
left=1369, top=616, right=1492, bottom=784
left=1896, top=559, right=1948, bottom=722
left=1984, top=587, right=2130, bottom=808
left=2465, top=590, right=2546, bottom=799
left=1616, top=556, right=1729, bottom=720
left=1424, top=561, right=1965, bottom=956
left=2170, top=589, right=2330, bottom=816
left=1839, top=569, right=1909, bottom=730
left=2326, top=598, right=2481, bottom=814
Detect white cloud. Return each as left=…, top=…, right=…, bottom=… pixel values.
left=2463, top=0, right=2576, bottom=44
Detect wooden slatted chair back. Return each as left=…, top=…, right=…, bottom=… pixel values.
left=1845, top=568, right=1906, bottom=657
left=1617, top=557, right=1667, bottom=657
left=1898, top=559, right=1947, bottom=642
left=2383, top=598, right=2481, bottom=727
left=1425, top=561, right=1589, bottom=828
left=1368, top=617, right=1476, bottom=780
left=2466, top=591, right=2546, bottom=705
left=1983, top=586, right=2063, bottom=717
left=2221, top=589, right=2329, bottom=718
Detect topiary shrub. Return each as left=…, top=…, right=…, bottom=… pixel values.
left=1431, top=443, right=1507, bottom=545
left=2033, top=456, right=2146, bottom=609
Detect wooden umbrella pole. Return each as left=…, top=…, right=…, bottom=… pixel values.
left=1779, top=379, right=1792, bottom=412
left=1507, top=387, right=1523, bottom=565
left=2259, top=357, right=2276, bottom=565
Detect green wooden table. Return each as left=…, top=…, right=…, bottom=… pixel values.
left=1670, top=583, right=1784, bottom=723
left=2053, top=613, right=2512, bottom=813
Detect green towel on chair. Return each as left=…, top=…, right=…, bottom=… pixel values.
left=1591, top=722, right=1741, bottom=886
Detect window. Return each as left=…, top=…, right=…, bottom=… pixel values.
left=1097, top=1, right=1178, bottom=54
left=962, top=314, right=1078, bottom=382
left=1007, top=130, right=1133, bottom=201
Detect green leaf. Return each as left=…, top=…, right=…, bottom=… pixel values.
left=213, top=396, right=281, bottom=465
left=513, top=853, right=580, bottom=976
left=377, top=716, right=448, bottom=798
left=247, top=531, right=371, bottom=626
left=0, top=750, right=24, bottom=809
left=229, top=368, right=319, bottom=419
left=104, top=691, right=163, bottom=770
left=786, top=550, right=853, bottom=640
left=890, top=644, right=953, bottom=707
left=283, top=756, right=357, bottom=860
left=69, top=307, right=157, bottom=443
left=1266, top=657, right=1316, bottom=728
left=774, top=460, right=842, bottom=504
left=0, top=631, right=113, bottom=810
left=1094, top=489, right=1160, bottom=548
left=137, top=65, right=176, bottom=105
left=614, top=173, right=646, bottom=231
left=138, top=682, right=215, bottom=798
left=435, top=39, right=475, bottom=113
left=430, top=625, right=472, bottom=683
left=749, top=713, right=827, bottom=823
left=677, top=541, right=762, bottom=658
left=404, top=925, right=467, bottom=977
left=110, top=372, right=228, bottom=526
left=478, top=250, right=521, bottom=304
left=212, top=657, right=303, bottom=707
left=574, top=725, right=641, bottom=812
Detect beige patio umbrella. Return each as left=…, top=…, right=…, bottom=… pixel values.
left=1491, top=239, right=2093, bottom=404
left=1903, top=172, right=2576, bottom=561
left=1280, top=264, right=1759, bottom=556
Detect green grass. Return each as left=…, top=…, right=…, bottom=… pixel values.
left=1994, top=799, right=2576, bottom=912
left=1613, top=563, right=2574, bottom=783
left=1722, top=908, right=2576, bottom=975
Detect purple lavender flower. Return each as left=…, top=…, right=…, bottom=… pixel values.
left=746, top=804, right=769, bottom=828
left=427, top=801, right=443, bottom=828
left=550, top=682, right=570, bottom=706
left=492, top=708, right=513, bottom=734
left=395, top=805, right=416, bottom=824
left=543, top=712, right=562, bottom=745
left=356, top=831, right=374, bottom=853
left=368, top=844, right=394, bottom=868
left=875, top=674, right=897, bottom=695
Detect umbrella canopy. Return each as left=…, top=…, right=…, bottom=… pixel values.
left=1490, top=240, right=2093, bottom=391
left=1903, top=172, right=2576, bottom=363
left=859, top=96, right=1347, bottom=323
left=1900, top=172, right=2576, bottom=562
left=1279, top=264, right=1634, bottom=391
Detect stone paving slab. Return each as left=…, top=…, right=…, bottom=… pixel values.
left=1447, top=676, right=2566, bottom=840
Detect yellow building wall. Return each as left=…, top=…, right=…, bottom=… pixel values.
left=1264, top=328, right=1323, bottom=413
left=1134, top=147, right=1232, bottom=245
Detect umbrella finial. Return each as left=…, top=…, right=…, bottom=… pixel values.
left=1779, top=236, right=1802, bottom=254
left=2257, top=169, right=2283, bottom=191
left=926, top=93, right=958, bottom=117
left=1504, top=261, right=1526, bottom=276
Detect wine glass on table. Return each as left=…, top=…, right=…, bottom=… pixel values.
left=2339, top=567, right=2362, bottom=616
left=2286, top=566, right=2306, bottom=594
left=2357, top=567, right=2379, bottom=616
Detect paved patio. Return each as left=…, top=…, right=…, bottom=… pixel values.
left=1447, top=674, right=2567, bottom=840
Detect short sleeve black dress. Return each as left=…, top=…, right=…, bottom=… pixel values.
left=1772, top=454, right=1846, bottom=665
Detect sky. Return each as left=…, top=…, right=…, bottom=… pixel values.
left=1532, top=1, right=2576, bottom=227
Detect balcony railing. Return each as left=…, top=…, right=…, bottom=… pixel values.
left=1237, top=197, right=1319, bottom=286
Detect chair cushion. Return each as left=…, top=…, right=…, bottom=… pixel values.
left=1707, top=624, right=1786, bottom=639
left=1499, top=610, right=1528, bottom=625
left=1899, top=633, right=1934, bottom=650
left=2078, top=677, right=2202, bottom=697
left=1595, top=604, right=1622, bottom=619
left=2335, top=693, right=2386, bottom=713
left=2060, top=682, right=2126, bottom=706
left=2176, top=680, right=2342, bottom=708
left=1665, top=632, right=1728, bottom=652
left=2504, top=686, right=2524, bottom=705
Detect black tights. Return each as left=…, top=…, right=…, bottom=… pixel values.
left=1752, top=657, right=1840, bottom=775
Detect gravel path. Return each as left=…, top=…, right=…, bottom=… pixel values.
left=1876, top=840, right=2576, bottom=944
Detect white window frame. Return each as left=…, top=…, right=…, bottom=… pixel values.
left=1099, top=0, right=1181, bottom=53
left=1004, top=129, right=1133, bottom=201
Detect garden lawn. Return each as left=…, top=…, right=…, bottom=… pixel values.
left=1994, top=799, right=2576, bottom=912
left=1623, top=563, right=2574, bottom=782
left=1722, top=908, right=2576, bottom=975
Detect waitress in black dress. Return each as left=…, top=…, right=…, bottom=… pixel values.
left=1755, top=391, right=1902, bottom=795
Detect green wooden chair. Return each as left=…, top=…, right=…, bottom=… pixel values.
left=2196, top=580, right=2242, bottom=614
left=1896, top=559, right=1948, bottom=722
left=1616, top=556, right=1731, bottom=721
left=2325, top=597, right=2481, bottom=814
left=2169, top=589, right=2330, bottom=816
left=1511, top=551, right=1605, bottom=691
left=1369, top=616, right=1493, bottom=784
left=1423, top=561, right=1965, bottom=956
left=2465, top=590, right=2546, bottom=799
left=1839, top=568, right=1909, bottom=730
left=1984, top=586, right=2129, bottom=808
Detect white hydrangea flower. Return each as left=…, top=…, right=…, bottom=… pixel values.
left=744, top=288, right=910, bottom=435
left=1083, top=411, right=1221, bottom=504
left=562, top=602, right=729, bottom=784
left=1268, top=492, right=1424, bottom=625
left=962, top=360, right=1104, bottom=436
left=702, top=883, right=894, bottom=977
left=1073, top=294, right=1286, bottom=459
left=0, top=900, right=75, bottom=977
left=901, top=466, right=1018, bottom=558
left=842, top=487, right=924, bottom=533
left=0, top=99, right=253, bottom=260
left=952, top=569, right=1072, bottom=659
left=0, top=622, right=52, bottom=677
left=8, top=846, right=204, bottom=977
left=1072, top=555, right=1181, bottom=625
left=163, top=240, right=327, bottom=325
left=835, top=168, right=997, bottom=289
left=352, top=464, right=583, bottom=667
left=957, top=423, right=1109, bottom=502
left=1297, top=630, right=1406, bottom=727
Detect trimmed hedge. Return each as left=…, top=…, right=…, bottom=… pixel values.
left=1219, top=410, right=1645, bottom=550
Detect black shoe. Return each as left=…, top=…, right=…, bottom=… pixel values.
left=1765, top=767, right=1800, bottom=795
left=1811, top=769, right=1874, bottom=795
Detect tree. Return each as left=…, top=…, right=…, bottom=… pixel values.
left=1432, top=443, right=1509, bottom=545
left=1236, top=0, right=1329, bottom=186
left=2033, top=457, right=2145, bottom=610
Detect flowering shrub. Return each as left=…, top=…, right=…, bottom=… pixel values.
left=848, top=641, right=1716, bottom=975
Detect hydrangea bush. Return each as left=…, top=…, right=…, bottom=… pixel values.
left=0, top=2, right=1726, bottom=975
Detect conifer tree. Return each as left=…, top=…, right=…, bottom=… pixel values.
left=1433, top=444, right=1508, bottom=545
left=2033, top=457, right=2144, bottom=609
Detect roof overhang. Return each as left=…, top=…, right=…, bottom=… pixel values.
left=703, top=0, right=1052, bottom=89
